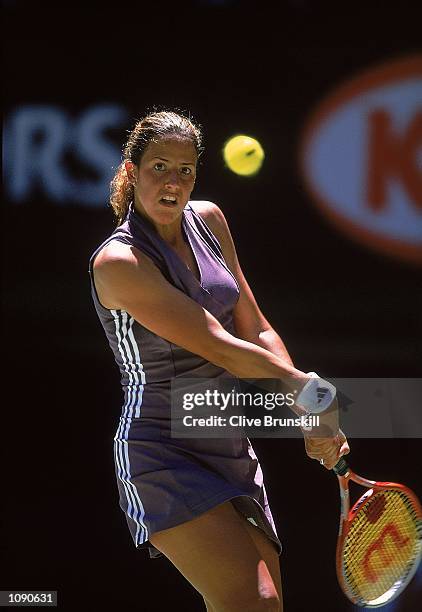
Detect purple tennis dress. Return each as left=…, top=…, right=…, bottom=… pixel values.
left=88, top=201, right=281, bottom=558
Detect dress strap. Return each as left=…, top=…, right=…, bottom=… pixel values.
left=184, top=203, right=226, bottom=265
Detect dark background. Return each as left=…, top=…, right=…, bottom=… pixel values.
left=2, top=1, right=421, bottom=611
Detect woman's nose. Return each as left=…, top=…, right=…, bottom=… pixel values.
left=165, top=170, right=179, bottom=187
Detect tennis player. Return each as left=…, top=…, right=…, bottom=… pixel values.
left=89, top=110, right=349, bottom=612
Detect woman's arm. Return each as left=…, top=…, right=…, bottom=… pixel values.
left=93, top=240, right=306, bottom=391
left=192, top=201, right=293, bottom=365
left=192, top=201, right=350, bottom=469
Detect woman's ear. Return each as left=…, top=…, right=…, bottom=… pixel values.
left=124, top=161, right=138, bottom=186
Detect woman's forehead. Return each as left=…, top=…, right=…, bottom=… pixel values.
left=144, top=137, right=197, bottom=161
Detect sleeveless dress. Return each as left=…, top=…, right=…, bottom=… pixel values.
left=88, top=201, right=281, bottom=558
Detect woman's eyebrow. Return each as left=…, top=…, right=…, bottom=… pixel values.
left=152, top=156, right=195, bottom=166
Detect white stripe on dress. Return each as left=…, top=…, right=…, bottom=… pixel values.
left=126, top=314, right=146, bottom=418
left=111, top=309, right=147, bottom=545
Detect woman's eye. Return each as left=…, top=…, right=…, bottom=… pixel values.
left=153, top=163, right=193, bottom=175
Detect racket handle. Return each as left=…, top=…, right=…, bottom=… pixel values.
left=333, top=457, right=349, bottom=476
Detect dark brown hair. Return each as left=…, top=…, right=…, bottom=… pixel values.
left=110, top=110, right=203, bottom=225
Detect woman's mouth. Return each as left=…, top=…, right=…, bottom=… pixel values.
left=159, top=195, right=178, bottom=207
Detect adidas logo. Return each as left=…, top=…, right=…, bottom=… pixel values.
left=317, top=387, right=329, bottom=404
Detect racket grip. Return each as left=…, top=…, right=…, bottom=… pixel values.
left=333, top=457, right=349, bottom=476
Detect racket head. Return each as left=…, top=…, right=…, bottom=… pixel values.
left=336, top=480, right=422, bottom=607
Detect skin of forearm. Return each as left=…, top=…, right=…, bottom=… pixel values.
left=254, top=328, right=303, bottom=414
left=255, top=328, right=294, bottom=366
left=213, top=331, right=308, bottom=392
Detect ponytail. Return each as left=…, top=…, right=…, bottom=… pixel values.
left=110, top=162, right=133, bottom=226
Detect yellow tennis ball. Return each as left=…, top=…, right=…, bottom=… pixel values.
left=223, top=135, right=265, bottom=176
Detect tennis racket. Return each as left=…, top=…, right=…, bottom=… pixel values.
left=332, top=456, right=422, bottom=607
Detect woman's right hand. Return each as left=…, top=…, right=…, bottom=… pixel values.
left=303, top=427, right=350, bottom=470
left=299, top=395, right=350, bottom=470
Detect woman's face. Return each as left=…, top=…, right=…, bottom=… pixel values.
left=126, top=137, right=197, bottom=226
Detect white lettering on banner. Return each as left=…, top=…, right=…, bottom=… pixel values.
left=4, top=104, right=128, bottom=206
left=299, top=55, right=422, bottom=265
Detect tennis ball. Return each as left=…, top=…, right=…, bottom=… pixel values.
left=223, top=135, right=265, bottom=176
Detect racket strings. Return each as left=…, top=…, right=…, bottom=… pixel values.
left=341, top=489, right=421, bottom=605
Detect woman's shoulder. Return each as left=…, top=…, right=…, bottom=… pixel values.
left=92, top=238, right=141, bottom=272
left=188, top=200, right=227, bottom=242
left=188, top=199, right=221, bottom=218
